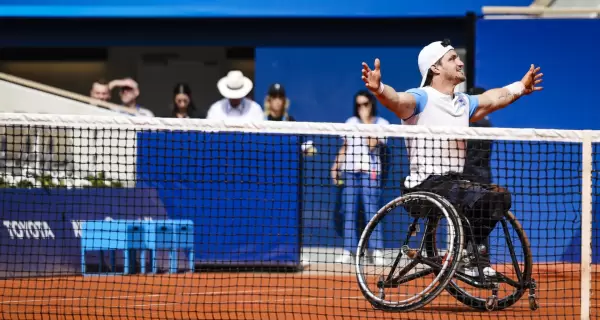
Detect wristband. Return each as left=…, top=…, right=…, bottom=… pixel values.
left=504, top=81, right=525, bottom=96
left=376, top=82, right=385, bottom=95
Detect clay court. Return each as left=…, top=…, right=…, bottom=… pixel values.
left=0, top=263, right=597, bottom=320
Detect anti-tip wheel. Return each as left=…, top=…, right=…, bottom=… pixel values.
left=378, top=275, right=386, bottom=300
left=528, top=296, right=539, bottom=311
left=485, top=296, right=498, bottom=311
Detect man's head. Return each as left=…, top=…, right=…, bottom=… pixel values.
left=419, top=39, right=465, bottom=88
left=267, top=83, right=286, bottom=115
left=217, top=70, right=253, bottom=108
left=90, top=79, right=110, bottom=101
left=118, top=78, right=139, bottom=107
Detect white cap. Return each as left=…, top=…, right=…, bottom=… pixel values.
left=418, top=41, right=454, bottom=87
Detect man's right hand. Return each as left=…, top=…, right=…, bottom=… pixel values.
left=362, top=59, right=382, bottom=93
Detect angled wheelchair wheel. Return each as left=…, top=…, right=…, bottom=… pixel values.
left=426, top=211, right=534, bottom=311
left=355, top=191, right=464, bottom=312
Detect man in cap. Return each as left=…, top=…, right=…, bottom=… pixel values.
left=207, top=70, right=264, bottom=121
left=361, top=39, right=543, bottom=277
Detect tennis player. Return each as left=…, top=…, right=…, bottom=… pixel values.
left=361, top=39, right=543, bottom=277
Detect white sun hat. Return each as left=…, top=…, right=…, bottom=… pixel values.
left=217, top=70, right=254, bottom=99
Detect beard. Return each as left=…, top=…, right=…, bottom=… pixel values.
left=456, top=68, right=466, bottom=79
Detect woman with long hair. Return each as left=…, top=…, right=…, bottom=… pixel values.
left=171, top=83, right=196, bottom=118
left=331, top=90, right=389, bottom=265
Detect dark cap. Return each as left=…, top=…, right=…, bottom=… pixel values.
left=268, top=83, right=286, bottom=97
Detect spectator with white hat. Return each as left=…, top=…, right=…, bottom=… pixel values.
left=206, top=70, right=264, bottom=121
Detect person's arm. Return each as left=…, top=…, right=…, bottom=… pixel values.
left=361, top=59, right=417, bottom=120
left=372, top=84, right=418, bottom=120
left=469, top=86, right=522, bottom=122
left=331, top=143, right=346, bottom=185
left=470, top=64, right=543, bottom=122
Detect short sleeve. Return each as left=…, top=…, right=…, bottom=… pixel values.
left=466, top=94, right=480, bottom=118
left=404, top=88, right=428, bottom=120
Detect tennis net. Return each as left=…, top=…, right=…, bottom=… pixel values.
left=0, top=112, right=597, bottom=320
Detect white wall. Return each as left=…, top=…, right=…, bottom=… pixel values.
left=0, top=80, right=135, bottom=186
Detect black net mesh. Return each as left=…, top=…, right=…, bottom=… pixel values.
left=0, top=116, right=595, bottom=320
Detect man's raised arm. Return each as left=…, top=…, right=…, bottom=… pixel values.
left=362, top=59, right=417, bottom=120
left=471, top=64, right=543, bottom=122
left=373, top=83, right=417, bottom=120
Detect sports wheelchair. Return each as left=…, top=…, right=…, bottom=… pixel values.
left=355, top=191, right=539, bottom=312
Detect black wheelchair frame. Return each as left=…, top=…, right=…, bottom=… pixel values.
left=355, top=191, right=539, bottom=312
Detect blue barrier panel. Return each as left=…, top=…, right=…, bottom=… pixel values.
left=476, top=18, right=600, bottom=263
left=0, top=188, right=167, bottom=278
left=0, top=0, right=532, bottom=18
left=136, top=131, right=302, bottom=267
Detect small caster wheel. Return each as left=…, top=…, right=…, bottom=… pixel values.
left=485, top=296, right=498, bottom=311
left=528, top=296, right=538, bottom=311
left=378, top=275, right=386, bottom=299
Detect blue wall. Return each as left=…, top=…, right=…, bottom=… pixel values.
left=255, top=47, right=438, bottom=124
left=475, top=19, right=600, bottom=130
left=476, top=18, right=600, bottom=263
left=0, top=0, right=532, bottom=17
left=136, top=131, right=302, bottom=267
left=0, top=189, right=168, bottom=278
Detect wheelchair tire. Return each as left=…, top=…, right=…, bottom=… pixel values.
left=428, top=211, right=533, bottom=311
left=355, top=191, right=464, bottom=312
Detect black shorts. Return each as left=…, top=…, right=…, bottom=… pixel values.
left=401, top=172, right=511, bottom=221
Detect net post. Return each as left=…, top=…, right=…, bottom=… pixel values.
left=581, top=132, right=593, bottom=320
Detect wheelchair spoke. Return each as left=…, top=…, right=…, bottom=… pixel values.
left=501, top=219, right=523, bottom=283
left=493, top=272, right=522, bottom=288
left=393, top=259, right=420, bottom=280
left=385, top=218, right=420, bottom=283
left=417, top=256, right=443, bottom=270
left=451, top=271, right=496, bottom=290
left=389, top=268, right=436, bottom=287
left=419, top=218, right=438, bottom=253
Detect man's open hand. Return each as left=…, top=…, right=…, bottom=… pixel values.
left=362, top=59, right=382, bottom=93
left=521, top=64, right=543, bottom=95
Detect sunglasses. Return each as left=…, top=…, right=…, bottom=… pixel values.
left=356, top=101, right=371, bottom=108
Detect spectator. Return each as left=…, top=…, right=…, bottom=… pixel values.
left=463, top=87, right=493, bottom=185
left=331, top=90, right=389, bottom=265
left=171, top=83, right=196, bottom=118
left=90, top=79, right=111, bottom=102
left=109, top=78, right=154, bottom=117
left=264, top=83, right=295, bottom=121
left=206, top=70, right=263, bottom=121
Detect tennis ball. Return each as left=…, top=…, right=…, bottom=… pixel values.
left=304, top=146, right=317, bottom=157
left=301, top=141, right=317, bottom=157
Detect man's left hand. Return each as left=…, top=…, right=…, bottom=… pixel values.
left=520, top=64, right=543, bottom=95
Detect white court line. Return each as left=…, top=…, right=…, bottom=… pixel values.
left=42, top=288, right=297, bottom=311
left=1, top=287, right=295, bottom=305
left=233, top=295, right=364, bottom=304
left=127, top=295, right=584, bottom=309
